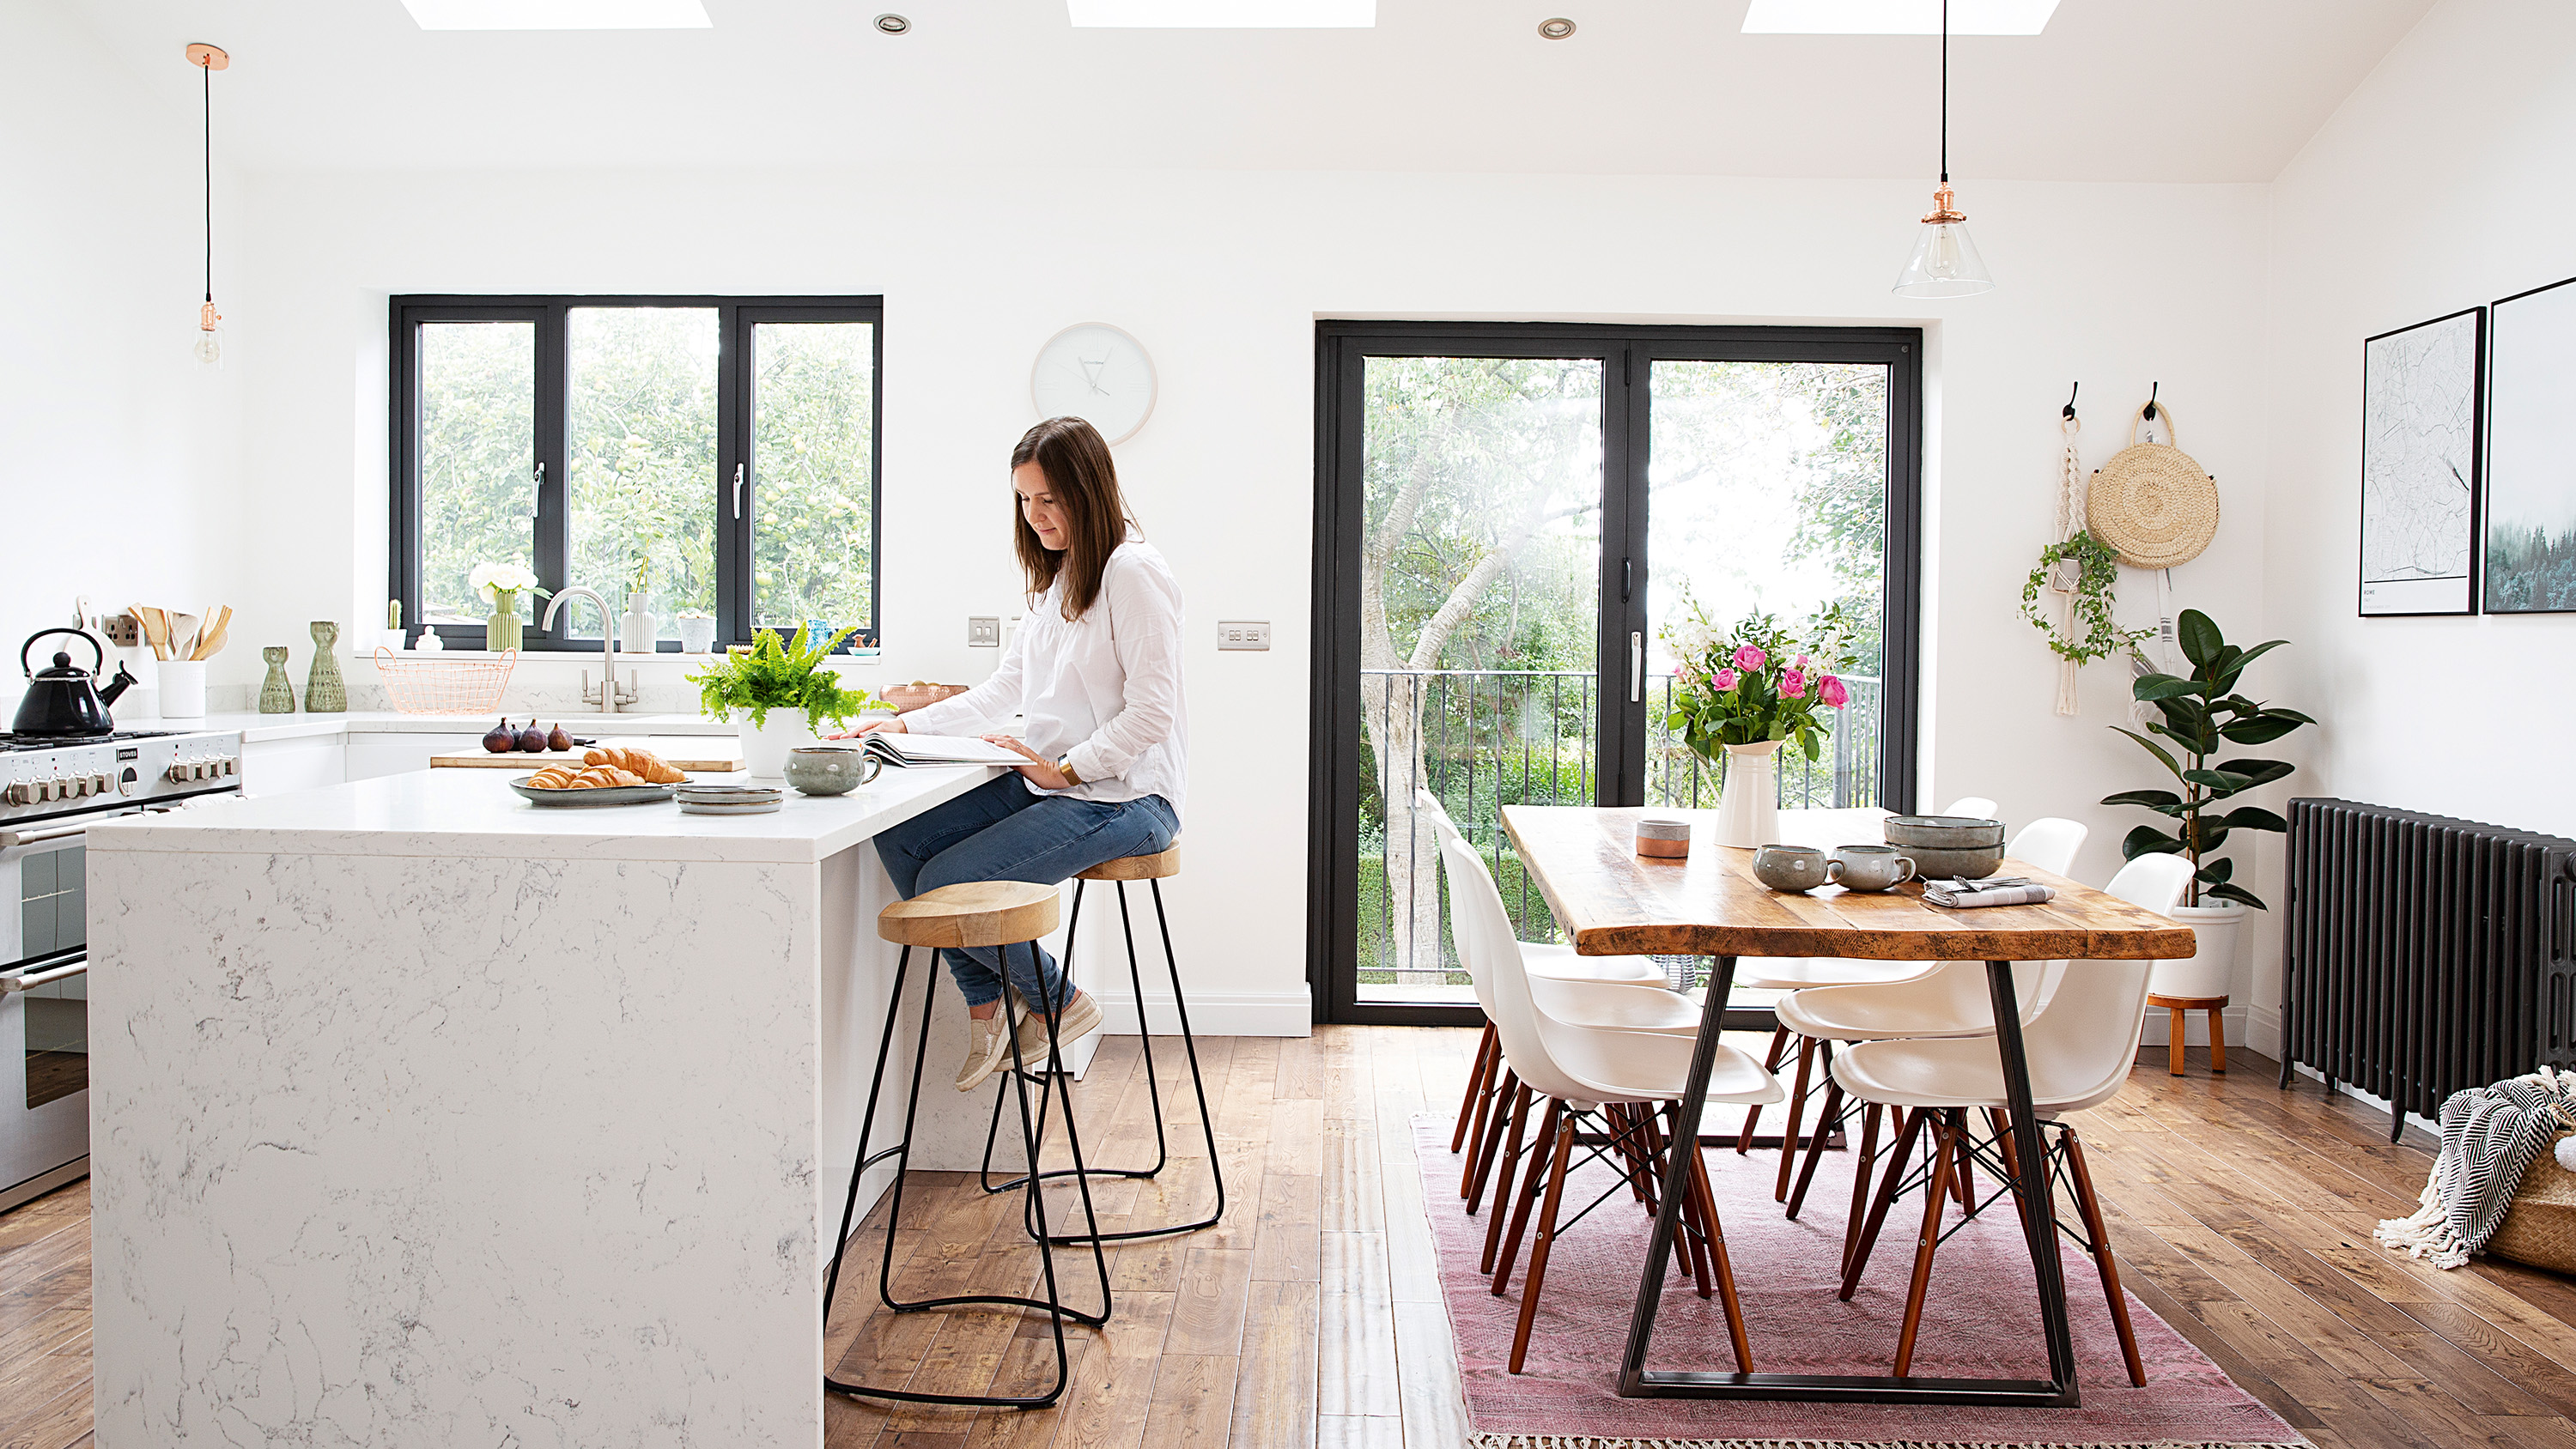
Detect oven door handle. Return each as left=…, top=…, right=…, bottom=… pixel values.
left=0, top=822, right=87, bottom=849
left=3, top=959, right=85, bottom=994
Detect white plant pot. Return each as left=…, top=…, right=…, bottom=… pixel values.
left=737, top=710, right=817, bottom=781
left=676, top=615, right=717, bottom=654
left=622, top=603, right=658, bottom=654
left=1712, top=740, right=1783, bottom=849
left=2150, top=900, right=2245, bottom=1000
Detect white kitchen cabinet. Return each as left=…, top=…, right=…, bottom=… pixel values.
left=239, top=734, right=346, bottom=797
left=345, top=733, right=484, bottom=780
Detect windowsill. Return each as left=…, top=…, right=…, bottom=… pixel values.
left=357, top=647, right=882, bottom=664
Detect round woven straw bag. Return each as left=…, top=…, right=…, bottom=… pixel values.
left=2087, top=403, right=2219, bottom=569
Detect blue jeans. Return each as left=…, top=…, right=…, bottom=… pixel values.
left=873, top=773, right=1179, bottom=1009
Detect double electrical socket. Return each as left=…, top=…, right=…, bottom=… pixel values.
left=1217, top=621, right=1271, bottom=652
left=968, top=616, right=1000, bottom=647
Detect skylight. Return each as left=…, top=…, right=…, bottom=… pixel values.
left=1066, top=0, right=1375, bottom=27
left=1741, top=0, right=2058, bottom=34
left=401, top=0, right=713, bottom=29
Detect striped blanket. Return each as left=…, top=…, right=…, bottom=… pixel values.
left=2377, top=1067, right=2576, bottom=1269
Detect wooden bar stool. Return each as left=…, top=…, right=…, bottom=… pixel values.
left=822, top=880, right=1113, bottom=1410
left=977, top=839, right=1227, bottom=1244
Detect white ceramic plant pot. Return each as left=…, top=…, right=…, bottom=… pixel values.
left=2151, top=900, right=2245, bottom=1000
left=1713, top=739, right=1783, bottom=849
left=676, top=615, right=717, bottom=654
left=737, top=709, right=817, bottom=781
left=622, top=601, right=658, bottom=654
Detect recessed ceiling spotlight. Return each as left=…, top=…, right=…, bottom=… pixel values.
left=873, top=13, right=911, bottom=33
left=1537, top=16, right=1575, bottom=39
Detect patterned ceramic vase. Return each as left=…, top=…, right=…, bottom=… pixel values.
left=258, top=646, right=296, bottom=714
left=306, top=621, right=347, bottom=712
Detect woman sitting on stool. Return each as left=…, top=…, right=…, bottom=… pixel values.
left=846, top=415, right=1188, bottom=1092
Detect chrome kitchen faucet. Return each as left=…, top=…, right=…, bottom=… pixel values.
left=540, top=586, right=640, bottom=714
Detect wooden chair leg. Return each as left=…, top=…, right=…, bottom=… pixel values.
left=1467, top=1074, right=1522, bottom=1216
left=2168, top=1004, right=2188, bottom=1076
left=1454, top=1023, right=1496, bottom=1155
left=2208, top=1007, right=2227, bottom=1074
left=1479, top=1083, right=1535, bottom=1269
left=1666, top=1131, right=1716, bottom=1299
left=1774, top=1034, right=1818, bottom=1201
left=1988, top=1107, right=2020, bottom=1185
left=2063, top=1128, right=2148, bottom=1387
left=1637, top=1109, right=1698, bottom=1288
left=1892, top=1110, right=1963, bottom=1379
left=1686, top=1139, right=1754, bottom=1373
left=1492, top=1098, right=1562, bottom=1292
left=1950, top=1109, right=1975, bottom=1207
left=1786, top=1080, right=1845, bottom=1221
left=1843, top=1101, right=1884, bottom=1276
left=1506, top=1107, right=1579, bottom=1374
left=1737, top=1026, right=1792, bottom=1154
left=1608, top=1105, right=1654, bottom=1207
left=1840, top=1106, right=1929, bottom=1300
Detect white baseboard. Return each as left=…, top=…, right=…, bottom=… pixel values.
left=1084, top=988, right=1313, bottom=1038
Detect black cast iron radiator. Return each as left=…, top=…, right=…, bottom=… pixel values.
left=2280, top=797, right=2576, bottom=1141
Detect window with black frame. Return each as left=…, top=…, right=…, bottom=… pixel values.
left=390, top=295, right=883, bottom=652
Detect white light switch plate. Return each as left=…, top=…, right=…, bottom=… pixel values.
left=968, top=616, right=1000, bottom=647
left=1217, top=621, right=1270, bottom=651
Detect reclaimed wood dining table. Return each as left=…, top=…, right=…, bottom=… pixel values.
left=1500, top=803, right=2196, bottom=1410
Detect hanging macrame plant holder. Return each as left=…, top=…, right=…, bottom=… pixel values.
left=2019, top=391, right=2148, bottom=715
left=2048, top=410, right=2086, bottom=713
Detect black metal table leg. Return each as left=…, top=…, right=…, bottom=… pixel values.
left=1614, top=955, right=2082, bottom=1407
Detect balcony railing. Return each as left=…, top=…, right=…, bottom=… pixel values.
left=1358, top=667, right=1881, bottom=992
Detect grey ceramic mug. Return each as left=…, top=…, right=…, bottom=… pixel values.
left=1831, top=844, right=1918, bottom=892
left=1753, top=844, right=1832, bottom=893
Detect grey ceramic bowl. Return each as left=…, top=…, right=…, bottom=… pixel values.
left=784, top=747, right=879, bottom=797
left=1882, top=815, right=2007, bottom=849
left=1890, top=842, right=2008, bottom=880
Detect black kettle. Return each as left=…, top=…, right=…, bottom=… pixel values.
left=15, top=628, right=138, bottom=738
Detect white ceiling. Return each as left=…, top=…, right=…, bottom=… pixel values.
left=68, top=0, right=2432, bottom=181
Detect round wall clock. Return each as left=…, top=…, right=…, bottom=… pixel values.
left=1030, top=323, right=1157, bottom=445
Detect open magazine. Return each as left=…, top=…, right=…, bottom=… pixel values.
left=855, top=732, right=1028, bottom=768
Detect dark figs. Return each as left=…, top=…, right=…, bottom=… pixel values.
left=517, top=723, right=548, bottom=752
left=483, top=718, right=516, bottom=754
left=548, top=723, right=573, bottom=752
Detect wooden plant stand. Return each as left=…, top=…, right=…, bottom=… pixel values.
left=2148, top=992, right=2227, bottom=1076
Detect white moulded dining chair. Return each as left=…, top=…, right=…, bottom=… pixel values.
left=1441, top=832, right=1784, bottom=1375
left=1941, top=796, right=2000, bottom=821
left=1765, top=820, right=2090, bottom=1223
left=1827, top=849, right=2194, bottom=1388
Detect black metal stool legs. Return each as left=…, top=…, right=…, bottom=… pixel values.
left=977, top=877, right=1227, bottom=1245
left=822, top=943, right=1113, bottom=1410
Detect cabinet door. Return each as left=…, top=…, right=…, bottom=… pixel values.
left=240, top=736, right=347, bottom=797
left=345, top=735, right=484, bottom=780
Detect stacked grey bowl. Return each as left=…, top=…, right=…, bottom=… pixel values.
left=1881, top=815, right=2006, bottom=879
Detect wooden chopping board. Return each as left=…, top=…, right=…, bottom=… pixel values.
left=429, top=735, right=745, bottom=773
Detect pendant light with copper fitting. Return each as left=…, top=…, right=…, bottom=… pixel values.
left=1891, top=0, right=1994, bottom=298
left=186, top=42, right=229, bottom=365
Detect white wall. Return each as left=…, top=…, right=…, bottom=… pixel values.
left=0, top=3, right=243, bottom=690
left=220, top=166, right=2271, bottom=1030
left=2253, top=0, right=2576, bottom=1051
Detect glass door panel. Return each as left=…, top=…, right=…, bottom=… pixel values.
left=1357, top=355, right=1605, bottom=1006
left=750, top=320, right=878, bottom=640
left=417, top=320, right=536, bottom=627
left=1645, top=360, right=1892, bottom=810
left=567, top=306, right=720, bottom=640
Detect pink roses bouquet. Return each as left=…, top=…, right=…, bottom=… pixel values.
left=1663, top=603, right=1859, bottom=764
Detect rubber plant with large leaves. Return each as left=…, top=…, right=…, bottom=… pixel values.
left=2100, top=609, right=2314, bottom=909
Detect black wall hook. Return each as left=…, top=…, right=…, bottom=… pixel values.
left=2144, top=381, right=2160, bottom=421
left=2063, top=381, right=2080, bottom=419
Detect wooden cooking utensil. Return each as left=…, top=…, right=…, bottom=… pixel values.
left=131, top=605, right=168, bottom=662
left=191, top=606, right=232, bottom=662
left=168, top=612, right=200, bottom=663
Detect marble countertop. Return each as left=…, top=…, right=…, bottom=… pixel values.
left=85, top=760, right=1001, bottom=864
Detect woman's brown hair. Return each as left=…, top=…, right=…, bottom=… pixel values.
left=1012, top=416, right=1134, bottom=621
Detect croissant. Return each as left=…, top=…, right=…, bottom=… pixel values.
left=582, top=746, right=686, bottom=784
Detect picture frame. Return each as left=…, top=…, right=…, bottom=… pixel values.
left=2485, top=275, right=2576, bottom=614
left=2359, top=306, right=2483, bottom=616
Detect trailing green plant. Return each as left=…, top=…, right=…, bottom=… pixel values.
left=2021, top=530, right=2152, bottom=664
left=2099, top=609, right=2314, bottom=909
left=687, top=623, right=873, bottom=730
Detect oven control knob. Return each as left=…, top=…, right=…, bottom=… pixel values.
left=3, top=781, right=32, bottom=806
left=92, top=773, right=112, bottom=795
left=65, top=776, right=88, bottom=798
left=167, top=762, right=192, bottom=784
left=221, top=757, right=237, bottom=777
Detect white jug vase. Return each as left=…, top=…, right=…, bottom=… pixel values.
left=1713, top=739, right=1783, bottom=848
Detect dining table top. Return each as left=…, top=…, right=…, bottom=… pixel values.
left=1499, top=804, right=2196, bottom=962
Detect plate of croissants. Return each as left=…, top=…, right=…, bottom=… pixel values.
left=509, top=746, right=690, bottom=806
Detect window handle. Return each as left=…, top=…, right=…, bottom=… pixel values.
left=732, top=463, right=745, bottom=520
left=1630, top=631, right=1643, bottom=702
left=531, top=461, right=544, bottom=519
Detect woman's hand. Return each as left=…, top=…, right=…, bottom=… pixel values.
left=824, top=717, right=905, bottom=740
left=982, top=734, right=1072, bottom=791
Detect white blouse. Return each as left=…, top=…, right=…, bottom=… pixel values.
left=905, top=533, right=1189, bottom=819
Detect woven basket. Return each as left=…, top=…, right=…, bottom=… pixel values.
left=2087, top=403, right=2219, bottom=569
left=373, top=647, right=518, bottom=715
left=2488, top=1130, right=2576, bottom=1274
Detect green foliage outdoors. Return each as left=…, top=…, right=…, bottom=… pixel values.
left=2100, top=609, right=2315, bottom=909
left=687, top=624, right=874, bottom=730
left=420, top=323, right=537, bottom=621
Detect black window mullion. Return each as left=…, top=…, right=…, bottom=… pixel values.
left=533, top=302, right=570, bottom=644
left=1599, top=342, right=1644, bottom=808
left=719, top=305, right=748, bottom=648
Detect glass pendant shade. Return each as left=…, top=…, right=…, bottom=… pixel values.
left=1893, top=215, right=1995, bottom=298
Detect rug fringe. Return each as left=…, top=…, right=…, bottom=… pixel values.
left=1467, top=1437, right=2308, bottom=1449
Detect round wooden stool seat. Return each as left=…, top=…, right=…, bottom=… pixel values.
left=1076, top=839, right=1182, bottom=882
left=879, top=881, right=1060, bottom=949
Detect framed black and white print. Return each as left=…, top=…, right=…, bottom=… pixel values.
left=2486, top=275, right=2576, bottom=613
left=2360, top=306, right=2483, bottom=615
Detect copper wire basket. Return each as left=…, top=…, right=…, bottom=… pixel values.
left=372, top=647, right=518, bottom=715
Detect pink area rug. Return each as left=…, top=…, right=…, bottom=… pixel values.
left=1410, top=1115, right=2304, bottom=1448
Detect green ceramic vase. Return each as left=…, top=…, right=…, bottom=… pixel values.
left=486, top=597, right=523, bottom=652
left=306, top=621, right=346, bottom=712
left=258, top=646, right=296, bottom=714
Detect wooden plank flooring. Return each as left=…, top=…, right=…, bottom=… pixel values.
left=14, top=1028, right=2576, bottom=1448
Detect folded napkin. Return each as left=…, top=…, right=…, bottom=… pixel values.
left=1922, top=876, right=2055, bottom=909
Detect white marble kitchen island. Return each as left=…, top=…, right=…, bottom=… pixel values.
left=82, top=763, right=1012, bottom=1448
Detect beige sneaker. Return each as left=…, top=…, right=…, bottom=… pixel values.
left=955, top=1011, right=1014, bottom=1092
left=1012, top=989, right=1104, bottom=1064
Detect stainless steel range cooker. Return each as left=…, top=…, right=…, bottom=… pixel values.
left=0, top=726, right=240, bottom=1211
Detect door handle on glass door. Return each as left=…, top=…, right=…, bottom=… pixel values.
left=733, top=464, right=745, bottom=519
left=1630, top=631, right=1643, bottom=702
left=531, top=461, right=544, bottom=518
